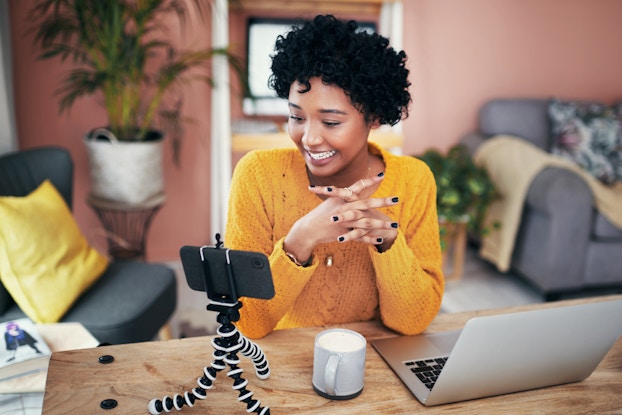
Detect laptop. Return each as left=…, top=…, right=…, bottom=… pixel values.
left=371, top=298, right=622, bottom=406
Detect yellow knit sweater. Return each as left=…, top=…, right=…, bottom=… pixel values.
left=225, top=142, right=444, bottom=339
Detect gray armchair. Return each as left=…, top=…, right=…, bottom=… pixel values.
left=0, top=146, right=177, bottom=344
left=462, top=98, right=622, bottom=299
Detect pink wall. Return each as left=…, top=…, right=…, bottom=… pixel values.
left=402, top=0, right=622, bottom=155
left=9, top=0, right=214, bottom=261
left=9, top=0, right=622, bottom=261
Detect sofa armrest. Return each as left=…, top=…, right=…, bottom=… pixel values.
left=525, top=166, right=593, bottom=214
left=513, top=166, right=593, bottom=292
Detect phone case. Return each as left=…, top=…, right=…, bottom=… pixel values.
left=180, top=246, right=275, bottom=301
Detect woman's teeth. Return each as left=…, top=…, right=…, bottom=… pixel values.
left=309, top=150, right=336, bottom=160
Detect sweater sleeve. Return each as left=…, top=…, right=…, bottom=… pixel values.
left=224, top=151, right=316, bottom=339
left=369, top=159, right=444, bottom=335
left=237, top=238, right=319, bottom=339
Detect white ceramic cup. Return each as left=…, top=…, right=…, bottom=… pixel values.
left=312, top=328, right=367, bottom=400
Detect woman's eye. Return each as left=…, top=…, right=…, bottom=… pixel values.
left=324, top=121, right=340, bottom=127
left=289, top=115, right=304, bottom=122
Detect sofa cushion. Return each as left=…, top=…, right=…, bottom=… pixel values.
left=592, top=211, right=622, bottom=240
left=61, top=261, right=177, bottom=344
left=0, top=180, right=109, bottom=323
left=479, top=99, right=551, bottom=150
left=548, top=99, right=622, bottom=185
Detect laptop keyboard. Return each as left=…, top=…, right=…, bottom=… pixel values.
left=405, top=357, right=448, bottom=390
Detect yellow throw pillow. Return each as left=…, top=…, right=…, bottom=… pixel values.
left=0, top=180, right=109, bottom=323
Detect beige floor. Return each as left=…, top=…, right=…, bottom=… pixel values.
left=441, top=244, right=543, bottom=313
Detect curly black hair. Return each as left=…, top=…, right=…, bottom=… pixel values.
left=269, top=14, right=411, bottom=126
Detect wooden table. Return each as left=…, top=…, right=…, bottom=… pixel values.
left=42, top=295, right=622, bottom=414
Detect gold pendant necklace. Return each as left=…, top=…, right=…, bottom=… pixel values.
left=326, top=256, right=334, bottom=267
left=307, top=154, right=374, bottom=267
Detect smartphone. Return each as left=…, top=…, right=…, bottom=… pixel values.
left=179, top=245, right=275, bottom=303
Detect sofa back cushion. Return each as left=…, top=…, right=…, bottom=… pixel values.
left=0, top=284, right=14, bottom=314
left=479, top=99, right=551, bottom=150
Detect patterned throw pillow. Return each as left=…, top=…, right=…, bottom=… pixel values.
left=548, top=99, right=622, bottom=185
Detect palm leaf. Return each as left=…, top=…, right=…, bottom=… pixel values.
left=29, top=0, right=237, bottom=165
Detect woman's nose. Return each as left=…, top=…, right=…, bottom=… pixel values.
left=301, top=123, right=323, bottom=147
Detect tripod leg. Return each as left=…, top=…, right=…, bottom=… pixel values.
left=147, top=339, right=225, bottom=414
left=147, top=305, right=271, bottom=414
left=226, top=353, right=271, bottom=414
left=238, top=334, right=271, bottom=380
left=216, top=319, right=270, bottom=414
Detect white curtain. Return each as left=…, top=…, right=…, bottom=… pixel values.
left=0, top=1, right=17, bottom=154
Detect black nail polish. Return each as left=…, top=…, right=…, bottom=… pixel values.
left=392, top=197, right=399, bottom=203
left=338, top=236, right=345, bottom=242
left=309, top=185, right=316, bottom=188
left=377, top=172, right=384, bottom=177
left=327, top=187, right=333, bottom=192
left=332, top=216, right=339, bottom=222
left=391, top=222, right=398, bottom=228
left=376, top=238, right=383, bottom=243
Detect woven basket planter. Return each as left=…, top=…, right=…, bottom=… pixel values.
left=84, top=128, right=164, bottom=207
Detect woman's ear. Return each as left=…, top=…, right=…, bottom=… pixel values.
left=370, top=119, right=382, bottom=130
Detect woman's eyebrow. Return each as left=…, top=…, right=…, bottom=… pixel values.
left=319, top=108, right=347, bottom=115
left=288, top=102, right=347, bottom=115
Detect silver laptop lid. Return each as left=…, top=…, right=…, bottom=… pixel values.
left=373, top=299, right=622, bottom=406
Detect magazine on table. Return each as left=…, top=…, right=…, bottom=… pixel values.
left=0, top=318, right=51, bottom=382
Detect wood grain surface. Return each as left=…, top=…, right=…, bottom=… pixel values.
left=42, top=295, right=622, bottom=414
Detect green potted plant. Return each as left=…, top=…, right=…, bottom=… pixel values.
left=417, top=144, right=499, bottom=279
left=29, top=0, right=240, bottom=206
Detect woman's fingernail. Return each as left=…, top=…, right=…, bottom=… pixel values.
left=332, top=216, right=339, bottom=222
left=327, top=187, right=333, bottom=192
left=377, top=172, right=385, bottom=177
left=309, top=185, right=316, bottom=188
left=392, top=197, right=399, bottom=203
left=338, top=236, right=345, bottom=242
left=376, top=237, right=383, bottom=244
left=391, top=222, right=398, bottom=228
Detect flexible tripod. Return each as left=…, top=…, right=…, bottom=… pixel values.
left=148, top=300, right=271, bottom=414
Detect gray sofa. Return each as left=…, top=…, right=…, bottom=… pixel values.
left=462, top=98, right=622, bottom=299
left=0, top=146, right=177, bottom=344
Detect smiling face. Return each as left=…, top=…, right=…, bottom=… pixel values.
left=287, top=77, right=377, bottom=188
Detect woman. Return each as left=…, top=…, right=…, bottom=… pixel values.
left=226, top=15, right=444, bottom=339
left=4, top=321, right=43, bottom=361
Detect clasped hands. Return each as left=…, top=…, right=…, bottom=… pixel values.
left=308, top=172, right=399, bottom=248
left=284, top=172, right=399, bottom=264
